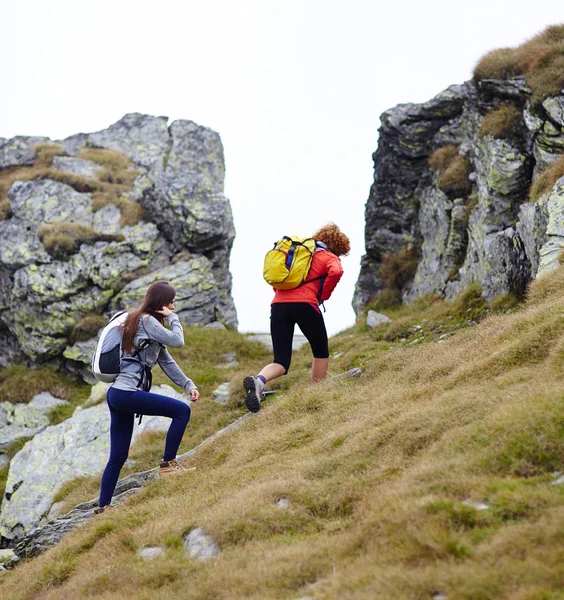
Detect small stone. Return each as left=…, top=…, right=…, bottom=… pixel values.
left=0, top=453, right=9, bottom=469
left=366, top=310, right=392, bottom=328
left=433, top=594, right=448, bottom=600
left=184, top=528, right=219, bottom=560
left=462, top=500, right=489, bottom=511
left=332, top=352, right=343, bottom=359
left=552, top=475, right=564, bottom=486
left=138, top=546, right=165, bottom=560
left=203, top=321, right=227, bottom=330
left=0, top=549, right=17, bottom=563
left=212, top=383, right=231, bottom=405
left=276, top=498, right=291, bottom=509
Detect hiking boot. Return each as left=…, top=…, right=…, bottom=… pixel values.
left=159, top=458, right=185, bottom=478
left=243, top=376, right=265, bottom=413
left=94, top=504, right=113, bottom=515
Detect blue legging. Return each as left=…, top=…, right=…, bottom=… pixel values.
left=99, top=387, right=191, bottom=506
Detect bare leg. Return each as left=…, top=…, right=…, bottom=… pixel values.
left=259, top=363, right=286, bottom=383
left=311, top=358, right=329, bottom=383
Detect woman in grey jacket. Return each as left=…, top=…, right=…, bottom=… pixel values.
left=97, top=280, right=199, bottom=513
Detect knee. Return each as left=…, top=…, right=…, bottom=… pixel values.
left=178, top=402, right=191, bottom=422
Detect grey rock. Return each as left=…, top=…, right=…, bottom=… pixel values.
left=366, top=310, right=392, bottom=328
left=0, top=453, right=9, bottom=469
left=0, top=136, right=49, bottom=168
left=216, top=352, right=239, bottom=368
left=462, top=500, right=489, bottom=511
left=0, top=401, right=50, bottom=452
left=212, top=383, right=231, bottom=405
left=51, top=156, right=101, bottom=179
left=0, top=548, right=18, bottom=563
left=112, top=258, right=220, bottom=326
left=477, top=77, right=530, bottom=98
left=138, top=546, right=166, bottom=560
left=29, top=392, right=68, bottom=413
left=552, top=475, right=564, bottom=485
left=538, top=177, right=564, bottom=276
left=9, top=179, right=94, bottom=228
left=247, top=333, right=308, bottom=351
left=204, top=321, right=227, bottom=330
left=184, top=527, right=220, bottom=560
left=88, top=113, right=170, bottom=169
left=276, top=498, right=291, bottom=509
left=543, top=96, right=564, bottom=127
left=516, top=201, right=548, bottom=276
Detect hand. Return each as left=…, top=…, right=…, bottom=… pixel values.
left=189, top=388, right=200, bottom=402
left=157, top=305, right=173, bottom=317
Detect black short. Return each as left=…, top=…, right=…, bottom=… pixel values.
left=270, top=302, right=329, bottom=373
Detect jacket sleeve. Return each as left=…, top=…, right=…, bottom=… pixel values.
left=141, top=314, right=185, bottom=348
left=157, top=346, right=197, bottom=392
left=320, top=254, right=344, bottom=302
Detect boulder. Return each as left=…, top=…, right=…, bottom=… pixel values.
left=0, top=113, right=237, bottom=368
left=366, top=310, right=392, bottom=328
left=538, top=177, right=564, bottom=276
left=212, top=383, right=231, bottom=404
left=51, top=156, right=101, bottom=179
left=184, top=528, right=220, bottom=560
left=0, top=393, right=68, bottom=452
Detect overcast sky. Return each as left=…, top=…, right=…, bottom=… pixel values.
left=1, top=1, right=563, bottom=335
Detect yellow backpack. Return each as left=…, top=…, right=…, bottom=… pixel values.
left=263, top=235, right=324, bottom=292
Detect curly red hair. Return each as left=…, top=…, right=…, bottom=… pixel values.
left=313, top=223, right=350, bottom=257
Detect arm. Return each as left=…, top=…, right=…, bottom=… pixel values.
left=141, top=314, right=185, bottom=348
left=320, top=254, right=344, bottom=302
left=157, top=346, right=198, bottom=394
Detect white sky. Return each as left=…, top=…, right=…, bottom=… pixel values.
left=1, top=1, right=563, bottom=335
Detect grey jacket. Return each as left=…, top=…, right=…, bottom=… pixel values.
left=112, top=313, right=197, bottom=394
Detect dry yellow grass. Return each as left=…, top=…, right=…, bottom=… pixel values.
left=474, top=24, right=564, bottom=103
left=0, top=146, right=142, bottom=226
left=479, top=105, right=524, bottom=140
left=38, top=223, right=125, bottom=260
left=428, top=145, right=472, bottom=198
left=529, top=155, right=564, bottom=202
left=1, top=270, right=563, bottom=598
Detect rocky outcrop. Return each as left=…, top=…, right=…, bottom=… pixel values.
left=0, top=113, right=237, bottom=371
left=355, top=80, right=564, bottom=310
left=0, top=384, right=189, bottom=541
left=11, top=412, right=254, bottom=560
left=0, top=392, right=68, bottom=452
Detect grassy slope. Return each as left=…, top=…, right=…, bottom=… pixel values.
left=1, top=274, right=564, bottom=599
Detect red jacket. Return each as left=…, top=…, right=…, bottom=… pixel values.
left=272, top=249, right=343, bottom=308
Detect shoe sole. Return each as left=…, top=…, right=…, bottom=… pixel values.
left=243, top=376, right=261, bottom=413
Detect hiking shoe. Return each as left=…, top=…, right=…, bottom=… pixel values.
left=243, top=376, right=265, bottom=413
left=159, top=458, right=185, bottom=478
left=94, top=505, right=113, bottom=515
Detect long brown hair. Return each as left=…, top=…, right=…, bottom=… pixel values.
left=121, top=281, right=176, bottom=354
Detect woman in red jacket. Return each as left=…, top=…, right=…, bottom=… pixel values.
left=243, top=223, right=350, bottom=412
